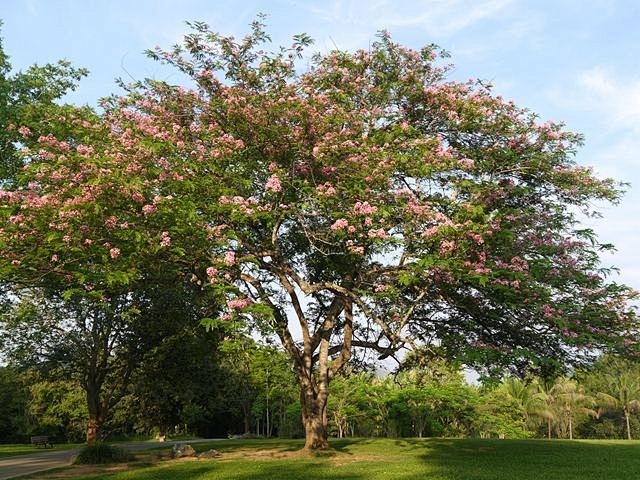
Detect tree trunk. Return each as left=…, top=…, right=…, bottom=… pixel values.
left=547, top=418, right=552, bottom=439
left=301, top=388, right=329, bottom=450
left=86, top=386, right=103, bottom=444
left=568, top=414, right=573, bottom=440
left=625, top=411, right=632, bottom=440
left=242, top=405, right=251, bottom=435
left=86, top=413, right=101, bottom=444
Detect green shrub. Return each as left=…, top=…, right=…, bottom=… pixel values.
left=73, top=443, right=134, bottom=464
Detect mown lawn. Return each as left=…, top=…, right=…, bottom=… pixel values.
left=0, top=443, right=81, bottom=458
left=22, top=437, right=640, bottom=479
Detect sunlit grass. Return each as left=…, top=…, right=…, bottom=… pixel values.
left=19, top=437, right=640, bottom=480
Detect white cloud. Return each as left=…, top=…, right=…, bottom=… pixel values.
left=306, top=0, right=514, bottom=36
left=578, top=67, right=640, bottom=132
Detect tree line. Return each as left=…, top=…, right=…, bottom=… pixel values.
left=2, top=325, right=639, bottom=444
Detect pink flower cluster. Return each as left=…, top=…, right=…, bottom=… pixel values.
left=331, top=219, right=349, bottom=230
left=206, top=266, right=218, bottom=283
left=160, top=231, right=171, bottom=247
left=224, top=251, right=236, bottom=266
left=265, top=174, right=282, bottom=193
left=353, top=201, right=378, bottom=215
left=367, top=228, right=388, bottom=239
left=227, top=298, right=253, bottom=310
left=142, top=204, right=157, bottom=215
left=316, top=182, right=337, bottom=196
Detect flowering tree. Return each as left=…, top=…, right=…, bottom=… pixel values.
left=1, top=19, right=637, bottom=449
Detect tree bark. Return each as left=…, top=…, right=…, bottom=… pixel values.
left=625, top=410, right=632, bottom=440
left=302, top=392, right=329, bottom=450
left=86, top=386, right=103, bottom=444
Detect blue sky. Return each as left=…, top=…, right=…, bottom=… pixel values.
left=2, top=0, right=639, bottom=292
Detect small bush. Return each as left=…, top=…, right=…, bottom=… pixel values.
left=73, top=443, right=134, bottom=464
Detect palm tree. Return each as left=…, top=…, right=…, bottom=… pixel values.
left=596, top=369, right=640, bottom=440
left=551, top=377, right=597, bottom=440
left=502, top=377, right=553, bottom=434
left=536, top=378, right=559, bottom=439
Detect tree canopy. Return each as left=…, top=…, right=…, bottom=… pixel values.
left=0, top=19, right=637, bottom=449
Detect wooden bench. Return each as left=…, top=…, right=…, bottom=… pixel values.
left=30, top=435, right=52, bottom=448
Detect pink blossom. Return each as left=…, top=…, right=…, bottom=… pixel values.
left=76, top=144, right=94, bottom=156
left=346, top=241, right=365, bottom=255
left=142, top=204, right=157, bottom=215
left=459, top=158, right=474, bottom=169
left=51, top=254, right=59, bottom=262
left=375, top=284, right=389, bottom=292
left=422, top=226, right=439, bottom=237
left=11, top=259, right=21, bottom=266
left=265, top=174, right=282, bottom=193
left=542, top=304, right=555, bottom=318
left=160, top=231, right=171, bottom=247
left=439, top=240, right=456, bottom=255
left=109, top=247, right=120, bottom=259
left=227, top=298, right=253, bottom=310
left=104, top=216, right=118, bottom=229
left=353, top=201, right=378, bottom=215
left=367, top=228, right=388, bottom=239
left=331, top=219, right=349, bottom=230
left=18, top=126, right=31, bottom=137
left=206, top=266, right=218, bottom=283
left=224, top=251, right=236, bottom=266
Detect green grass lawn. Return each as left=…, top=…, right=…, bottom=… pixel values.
left=22, top=437, right=640, bottom=480
left=0, top=442, right=82, bottom=458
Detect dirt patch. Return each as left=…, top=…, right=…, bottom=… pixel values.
left=218, top=447, right=394, bottom=466
left=220, top=448, right=311, bottom=460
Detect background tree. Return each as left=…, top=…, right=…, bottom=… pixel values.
left=581, top=357, right=640, bottom=440
left=0, top=22, right=88, bottom=183
left=0, top=365, right=30, bottom=442
left=551, top=377, right=597, bottom=440
left=1, top=19, right=637, bottom=449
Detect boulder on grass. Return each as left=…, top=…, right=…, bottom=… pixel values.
left=198, top=449, right=221, bottom=459
left=171, top=444, right=196, bottom=458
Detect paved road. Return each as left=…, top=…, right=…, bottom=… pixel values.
left=0, top=438, right=223, bottom=480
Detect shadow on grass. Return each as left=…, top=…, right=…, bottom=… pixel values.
left=408, top=438, right=640, bottom=480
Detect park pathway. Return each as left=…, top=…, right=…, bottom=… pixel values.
left=0, top=438, right=223, bottom=480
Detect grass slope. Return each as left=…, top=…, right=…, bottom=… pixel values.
left=22, top=438, right=640, bottom=479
